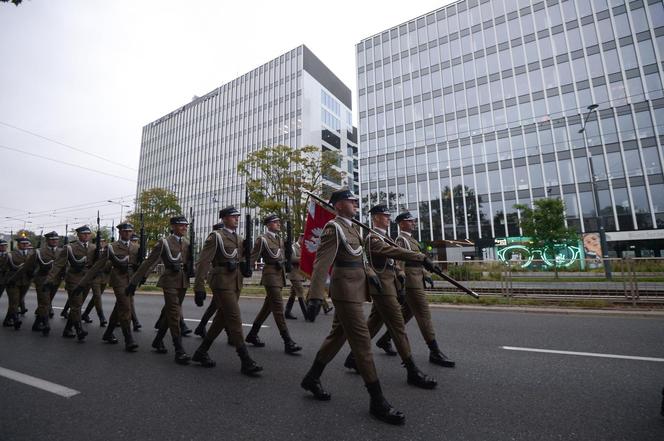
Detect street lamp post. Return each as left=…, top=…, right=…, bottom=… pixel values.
left=578, top=104, right=612, bottom=280
left=108, top=200, right=130, bottom=221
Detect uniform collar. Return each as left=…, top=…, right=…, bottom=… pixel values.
left=265, top=230, right=277, bottom=239
left=336, top=216, right=353, bottom=227
left=400, top=231, right=412, bottom=237
left=223, top=227, right=236, bottom=235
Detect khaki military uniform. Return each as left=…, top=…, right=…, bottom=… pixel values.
left=83, top=259, right=111, bottom=319
left=79, top=240, right=139, bottom=327
left=0, top=251, right=8, bottom=299
left=47, top=241, right=97, bottom=322
left=287, top=242, right=305, bottom=301
left=194, top=228, right=246, bottom=347
left=308, top=217, right=378, bottom=383
left=4, top=249, right=34, bottom=320
left=394, top=232, right=436, bottom=343
left=362, top=229, right=425, bottom=360
left=31, top=246, right=61, bottom=319
left=248, top=232, right=288, bottom=332
left=130, top=235, right=190, bottom=338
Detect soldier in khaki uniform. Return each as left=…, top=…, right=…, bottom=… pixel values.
left=190, top=207, right=262, bottom=375
left=375, top=212, right=455, bottom=368
left=3, top=237, right=34, bottom=330
left=193, top=221, right=224, bottom=338
left=284, top=234, right=308, bottom=320
left=129, top=233, right=142, bottom=331
left=29, top=231, right=61, bottom=335
left=74, top=222, right=140, bottom=352
left=301, top=190, right=440, bottom=425
left=127, top=216, right=192, bottom=365
left=342, top=205, right=436, bottom=390
left=82, top=238, right=110, bottom=326
left=0, top=239, right=9, bottom=300
left=45, top=226, right=96, bottom=340
left=245, top=214, right=302, bottom=354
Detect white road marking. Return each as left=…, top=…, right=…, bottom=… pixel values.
left=0, top=366, right=80, bottom=398
left=501, top=346, right=664, bottom=362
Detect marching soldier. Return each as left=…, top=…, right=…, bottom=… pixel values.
left=82, top=238, right=110, bottom=326
left=45, top=226, right=96, bottom=340
left=30, top=231, right=61, bottom=335
left=194, top=221, right=224, bottom=338
left=245, top=214, right=302, bottom=354
left=284, top=234, right=308, bottom=320
left=301, top=189, right=440, bottom=425
left=3, top=236, right=34, bottom=330
left=190, top=207, right=262, bottom=375
left=341, top=205, right=436, bottom=390
left=375, top=212, right=455, bottom=367
left=129, top=233, right=142, bottom=331
left=127, top=216, right=192, bottom=365
left=74, top=222, right=139, bottom=352
left=0, top=239, right=8, bottom=300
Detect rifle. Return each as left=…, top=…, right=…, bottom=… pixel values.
left=302, top=189, right=480, bottom=299
left=243, top=193, right=252, bottom=273
left=63, top=224, right=69, bottom=246
left=36, top=229, right=43, bottom=250
left=187, top=207, right=195, bottom=278
left=94, top=210, right=101, bottom=263
left=137, top=214, right=146, bottom=265
left=10, top=230, right=13, bottom=251
left=284, top=203, right=293, bottom=273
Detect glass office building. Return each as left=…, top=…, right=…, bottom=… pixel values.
left=357, top=0, right=664, bottom=258
left=137, top=45, right=358, bottom=242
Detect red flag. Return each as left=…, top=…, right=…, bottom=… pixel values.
left=300, top=198, right=335, bottom=277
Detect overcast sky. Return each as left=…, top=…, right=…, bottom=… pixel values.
left=0, top=0, right=449, bottom=236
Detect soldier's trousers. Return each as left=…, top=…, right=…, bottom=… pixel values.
left=33, top=279, right=51, bottom=319
left=251, top=285, right=287, bottom=332
left=5, top=284, right=29, bottom=317
left=315, top=299, right=378, bottom=384
left=106, top=283, right=132, bottom=326
left=365, top=294, right=412, bottom=360
left=67, top=286, right=90, bottom=322
left=157, top=288, right=187, bottom=338
left=205, top=289, right=245, bottom=348
left=85, top=282, right=106, bottom=316
left=288, top=278, right=305, bottom=301
left=401, top=287, right=436, bottom=343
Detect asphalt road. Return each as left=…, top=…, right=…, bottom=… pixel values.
left=1, top=289, right=663, bottom=441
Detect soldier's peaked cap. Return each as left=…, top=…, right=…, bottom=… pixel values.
left=369, top=204, right=390, bottom=215
left=219, top=206, right=240, bottom=218
left=116, top=222, right=134, bottom=231
left=16, top=237, right=31, bottom=244
left=329, top=188, right=358, bottom=205
left=169, top=216, right=189, bottom=225
left=395, top=212, right=416, bottom=223
left=44, top=231, right=60, bottom=239
left=75, top=226, right=92, bottom=234
left=263, top=214, right=280, bottom=225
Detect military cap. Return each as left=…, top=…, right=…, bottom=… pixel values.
left=169, top=215, right=189, bottom=225
left=130, top=234, right=139, bottom=241
left=395, top=212, right=416, bottom=223
left=329, top=188, right=358, bottom=205
left=212, top=222, right=224, bottom=230
left=219, top=206, right=241, bottom=218
left=263, top=214, right=280, bottom=225
left=116, top=222, right=135, bottom=231
left=75, top=226, right=92, bottom=234
left=16, top=236, right=31, bottom=244
left=0, top=239, right=8, bottom=246
left=369, top=204, right=390, bottom=215
left=44, top=231, right=60, bottom=239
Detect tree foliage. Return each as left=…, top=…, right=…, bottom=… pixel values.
left=126, top=187, right=182, bottom=248
left=0, top=0, right=24, bottom=6
left=238, top=145, right=343, bottom=236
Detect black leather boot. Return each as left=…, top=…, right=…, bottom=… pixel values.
left=2, top=313, right=14, bottom=327
left=32, top=316, right=44, bottom=332
left=192, top=339, right=216, bottom=367
left=19, top=300, right=27, bottom=315
left=49, top=306, right=54, bottom=318
left=403, top=357, right=437, bottom=389
left=298, top=298, right=308, bottom=319
left=73, top=321, right=88, bottom=341
left=62, top=319, right=75, bottom=338
left=12, top=313, right=22, bottom=330
left=98, top=310, right=107, bottom=327
left=427, top=339, right=456, bottom=368
left=366, top=381, right=405, bottom=425
left=102, top=320, right=119, bottom=344
left=121, top=324, right=138, bottom=352
left=151, top=327, right=168, bottom=354
left=245, top=323, right=265, bottom=347
left=83, top=299, right=95, bottom=323
left=376, top=332, right=397, bottom=356
left=285, top=297, right=297, bottom=319
left=132, top=309, right=142, bottom=331
left=180, top=317, right=192, bottom=336
left=41, top=317, right=51, bottom=336
left=301, top=360, right=331, bottom=400
left=60, top=300, right=70, bottom=318
left=344, top=352, right=359, bottom=373
left=172, top=335, right=191, bottom=365
left=281, top=330, right=302, bottom=354
left=237, top=344, right=262, bottom=376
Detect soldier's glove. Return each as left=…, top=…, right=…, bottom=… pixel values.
left=125, top=283, right=137, bottom=297
left=423, top=275, right=434, bottom=289
left=397, top=288, right=407, bottom=305
left=239, top=262, right=252, bottom=278
left=194, top=290, right=206, bottom=307
left=368, top=275, right=383, bottom=294
left=423, top=257, right=437, bottom=273
left=306, top=298, right=322, bottom=322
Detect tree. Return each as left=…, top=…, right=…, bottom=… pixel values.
left=515, top=198, right=578, bottom=276
left=237, top=145, right=343, bottom=236
left=0, top=0, right=23, bottom=5
left=126, top=188, right=182, bottom=248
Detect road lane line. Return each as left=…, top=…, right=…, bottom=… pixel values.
left=501, top=346, right=664, bottom=362
left=0, top=367, right=80, bottom=398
